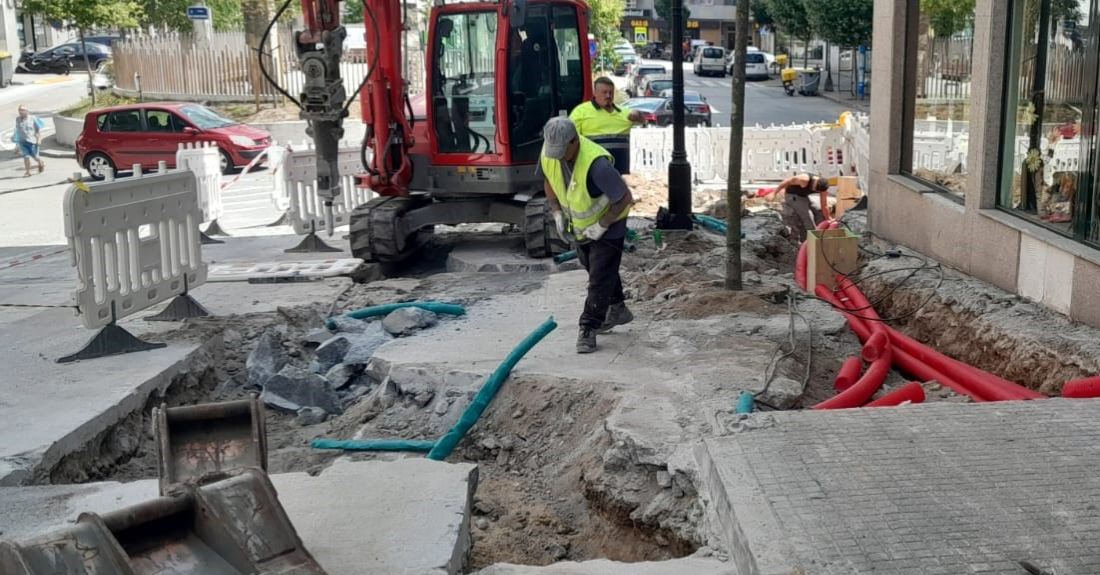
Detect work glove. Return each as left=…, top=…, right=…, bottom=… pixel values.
left=581, top=223, right=608, bottom=242
left=552, top=211, right=569, bottom=240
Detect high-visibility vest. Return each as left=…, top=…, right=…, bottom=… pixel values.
left=540, top=137, right=631, bottom=241
left=569, top=101, right=633, bottom=174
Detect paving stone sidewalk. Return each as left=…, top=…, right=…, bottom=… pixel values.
left=699, top=399, right=1100, bottom=575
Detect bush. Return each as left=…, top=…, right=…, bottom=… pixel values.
left=58, top=92, right=137, bottom=118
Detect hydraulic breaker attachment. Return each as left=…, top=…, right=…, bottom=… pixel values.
left=154, top=397, right=268, bottom=495
left=0, top=468, right=327, bottom=575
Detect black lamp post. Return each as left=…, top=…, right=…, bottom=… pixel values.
left=658, top=0, right=693, bottom=230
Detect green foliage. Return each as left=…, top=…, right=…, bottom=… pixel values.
left=653, top=0, right=690, bottom=25
left=920, top=0, right=974, bottom=38
left=140, top=0, right=243, bottom=31
left=762, top=0, right=812, bottom=42
left=588, top=0, right=625, bottom=70
left=805, top=0, right=873, bottom=47
left=1024, top=0, right=1082, bottom=38
left=59, top=92, right=137, bottom=118
left=21, top=0, right=144, bottom=30
left=751, top=1, right=774, bottom=29
left=344, top=0, right=365, bottom=24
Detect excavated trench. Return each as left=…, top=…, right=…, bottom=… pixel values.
left=34, top=213, right=1081, bottom=569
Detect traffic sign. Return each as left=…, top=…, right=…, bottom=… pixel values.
left=187, top=6, right=211, bottom=20
left=589, top=39, right=597, bottom=58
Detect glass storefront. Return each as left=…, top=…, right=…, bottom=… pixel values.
left=1000, top=0, right=1099, bottom=246
left=903, top=1, right=976, bottom=199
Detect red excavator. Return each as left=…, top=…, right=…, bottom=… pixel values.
left=278, top=0, right=593, bottom=261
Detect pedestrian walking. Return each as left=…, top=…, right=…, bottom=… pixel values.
left=15, top=106, right=45, bottom=177
left=569, top=77, right=647, bottom=174
left=539, top=116, right=635, bottom=354
left=776, top=172, right=830, bottom=243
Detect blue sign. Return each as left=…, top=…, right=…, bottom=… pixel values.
left=589, top=39, right=597, bottom=58
left=187, top=6, right=211, bottom=20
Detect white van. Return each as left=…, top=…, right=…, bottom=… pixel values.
left=693, top=46, right=726, bottom=77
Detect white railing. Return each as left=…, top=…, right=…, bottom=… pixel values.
left=276, top=141, right=376, bottom=235
left=64, top=167, right=207, bottom=330
left=176, top=142, right=223, bottom=225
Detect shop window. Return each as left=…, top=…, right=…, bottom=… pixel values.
left=901, top=1, right=975, bottom=200
left=1000, top=0, right=1098, bottom=245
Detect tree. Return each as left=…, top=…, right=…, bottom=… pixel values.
left=21, top=0, right=144, bottom=105
left=750, top=0, right=773, bottom=30
left=920, top=0, right=974, bottom=38
left=805, top=0, right=872, bottom=49
left=142, top=0, right=243, bottom=31
left=588, top=0, right=625, bottom=72
left=344, top=0, right=365, bottom=25
left=762, top=0, right=812, bottom=65
left=726, top=0, right=749, bottom=291
left=653, top=0, right=690, bottom=26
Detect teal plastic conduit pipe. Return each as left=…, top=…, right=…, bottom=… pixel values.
left=554, top=250, right=578, bottom=264
left=427, top=316, right=558, bottom=461
left=311, top=439, right=436, bottom=452
left=326, top=301, right=466, bottom=329
left=735, top=390, right=755, bottom=414
left=692, top=214, right=746, bottom=238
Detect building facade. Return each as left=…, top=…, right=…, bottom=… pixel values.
left=869, top=0, right=1100, bottom=326
left=619, top=0, right=747, bottom=50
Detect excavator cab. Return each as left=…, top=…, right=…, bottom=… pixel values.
left=349, top=0, right=592, bottom=262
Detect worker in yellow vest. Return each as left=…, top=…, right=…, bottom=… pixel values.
left=569, top=77, right=647, bottom=174
left=539, top=117, right=635, bottom=354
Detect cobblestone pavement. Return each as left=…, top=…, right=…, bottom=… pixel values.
left=700, top=399, right=1100, bottom=575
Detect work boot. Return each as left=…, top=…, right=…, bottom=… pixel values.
left=576, top=327, right=597, bottom=354
left=598, top=303, right=635, bottom=333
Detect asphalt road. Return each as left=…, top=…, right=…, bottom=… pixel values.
left=618, top=59, right=859, bottom=127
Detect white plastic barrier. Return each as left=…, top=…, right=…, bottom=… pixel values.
left=175, top=142, right=223, bottom=224
left=630, top=125, right=818, bottom=182
left=280, top=140, right=375, bottom=235
left=64, top=168, right=207, bottom=329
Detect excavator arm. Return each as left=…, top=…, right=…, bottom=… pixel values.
left=295, top=0, right=414, bottom=234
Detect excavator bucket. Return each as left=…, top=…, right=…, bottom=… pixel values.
left=0, top=468, right=328, bottom=575
left=155, top=397, right=268, bottom=494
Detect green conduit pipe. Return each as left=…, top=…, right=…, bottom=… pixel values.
left=554, top=250, right=577, bottom=264
left=427, top=316, right=558, bottom=461
left=736, top=390, right=755, bottom=414
left=692, top=214, right=746, bottom=238
left=311, top=439, right=436, bottom=452
left=326, top=301, right=466, bottom=329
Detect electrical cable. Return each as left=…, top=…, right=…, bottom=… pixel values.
left=753, top=288, right=814, bottom=407
left=259, top=0, right=302, bottom=109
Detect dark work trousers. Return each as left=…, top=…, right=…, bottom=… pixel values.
left=576, top=236, right=626, bottom=330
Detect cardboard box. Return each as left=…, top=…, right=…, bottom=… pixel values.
left=806, top=228, right=859, bottom=291
left=834, top=176, right=864, bottom=219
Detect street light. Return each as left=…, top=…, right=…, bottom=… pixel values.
left=657, top=0, right=693, bottom=230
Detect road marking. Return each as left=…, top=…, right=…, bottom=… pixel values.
left=33, top=77, right=77, bottom=85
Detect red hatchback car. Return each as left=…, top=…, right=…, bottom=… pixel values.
left=76, top=102, right=272, bottom=179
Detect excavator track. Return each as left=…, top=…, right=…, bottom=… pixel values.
left=349, top=195, right=434, bottom=263
left=524, top=196, right=570, bottom=258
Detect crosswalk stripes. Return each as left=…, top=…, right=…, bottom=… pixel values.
left=684, top=78, right=732, bottom=89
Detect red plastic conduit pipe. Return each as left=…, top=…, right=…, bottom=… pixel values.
left=813, top=284, right=893, bottom=410
left=838, top=279, right=1043, bottom=401
left=861, top=331, right=890, bottom=362
left=1062, top=376, right=1100, bottom=398
left=866, top=382, right=926, bottom=407
left=822, top=283, right=988, bottom=402
left=834, top=356, right=863, bottom=392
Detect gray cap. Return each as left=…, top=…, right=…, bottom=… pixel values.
left=542, top=116, right=578, bottom=160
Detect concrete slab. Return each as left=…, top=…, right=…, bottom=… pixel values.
left=472, top=557, right=738, bottom=575
left=0, top=458, right=478, bottom=575
left=0, top=307, right=214, bottom=486
left=446, top=238, right=555, bottom=273
left=697, top=400, right=1100, bottom=575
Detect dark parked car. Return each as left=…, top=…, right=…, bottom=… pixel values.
left=642, top=74, right=672, bottom=97
left=19, top=42, right=112, bottom=73
left=83, top=35, right=123, bottom=48
left=76, top=103, right=272, bottom=179
left=656, top=90, right=712, bottom=126
left=623, top=97, right=709, bottom=128
left=628, top=65, right=667, bottom=97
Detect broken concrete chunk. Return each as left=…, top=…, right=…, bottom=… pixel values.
left=296, top=406, right=327, bottom=426
left=756, top=376, right=803, bottom=410
left=343, top=322, right=394, bottom=366
left=325, top=363, right=356, bottom=390
left=328, top=315, right=372, bottom=333
left=302, top=328, right=334, bottom=348
left=314, top=336, right=352, bottom=374
left=434, top=400, right=451, bottom=416
left=656, top=470, right=673, bottom=488
left=382, top=307, right=439, bottom=337
left=261, top=365, right=343, bottom=415
left=246, top=330, right=288, bottom=389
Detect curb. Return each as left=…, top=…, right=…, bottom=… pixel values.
left=40, top=148, right=76, bottom=159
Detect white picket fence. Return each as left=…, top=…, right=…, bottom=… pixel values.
left=64, top=167, right=207, bottom=330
